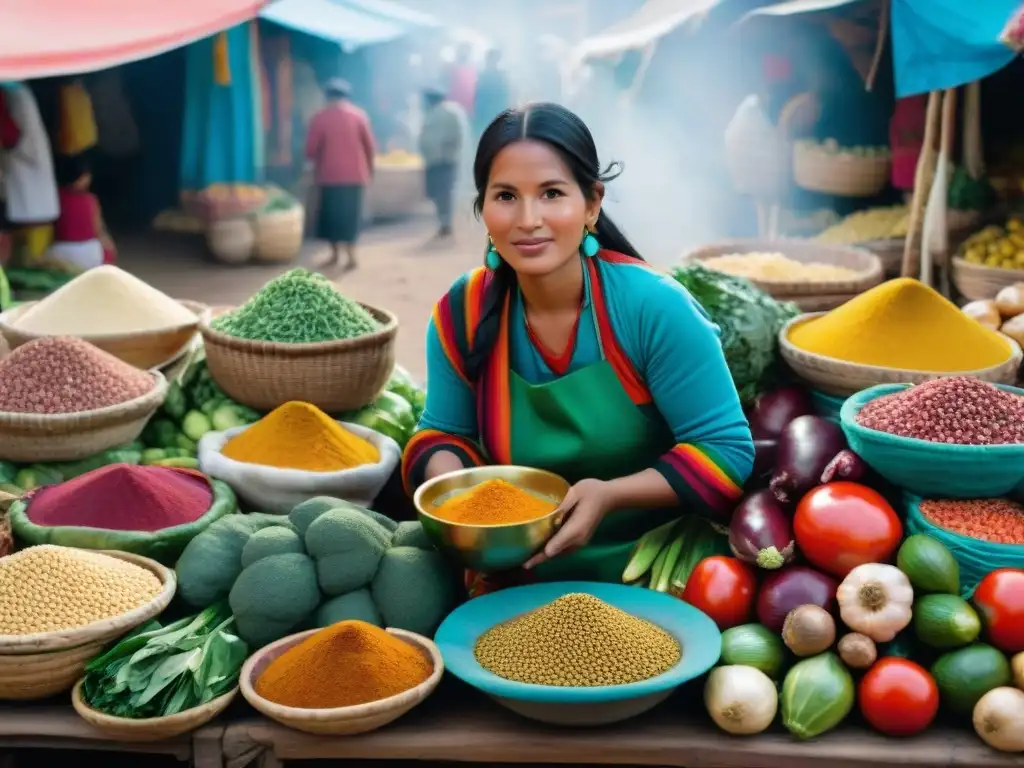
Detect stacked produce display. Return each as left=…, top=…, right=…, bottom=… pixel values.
left=1, top=256, right=1024, bottom=760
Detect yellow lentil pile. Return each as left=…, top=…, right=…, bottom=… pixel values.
left=473, top=593, right=680, bottom=687
left=702, top=252, right=860, bottom=283
left=0, top=546, right=163, bottom=635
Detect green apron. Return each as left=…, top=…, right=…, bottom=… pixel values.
left=506, top=333, right=678, bottom=584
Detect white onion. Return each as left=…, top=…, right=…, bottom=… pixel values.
left=973, top=687, right=1024, bottom=752
left=704, top=665, right=778, bottom=735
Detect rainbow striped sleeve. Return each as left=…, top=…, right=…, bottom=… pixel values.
left=654, top=443, right=745, bottom=519
left=401, top=429, right=486, bottom=495
left=429, top=267, right=489, bottom=383
left=598, top=256, right=754, bottom=519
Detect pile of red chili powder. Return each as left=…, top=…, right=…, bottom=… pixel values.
left=25, top=464, right=213, bottom=532
left=856, top=376, right=1024, bottom=445
left=0, top=337, right=154, bottom=414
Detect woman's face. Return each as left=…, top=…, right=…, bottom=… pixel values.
left=481, top=140, right=601, bottom=278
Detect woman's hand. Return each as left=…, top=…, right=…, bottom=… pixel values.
left=524, top=479, right=614, bottom=570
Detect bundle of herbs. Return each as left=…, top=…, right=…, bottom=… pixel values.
left=81, top=602, right=247, bottom=718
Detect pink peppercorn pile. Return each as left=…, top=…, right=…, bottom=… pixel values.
left=856, top=376, right=1024, bottom=445
left=0, top=337, right=154, bottom=414
left=920, top=498, right=1024, bottom=545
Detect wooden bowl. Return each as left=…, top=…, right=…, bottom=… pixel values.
left=683, top=238, right=883, bottom=297
left=239, top=627, right=443, bottom=736
left=0, top=299, right=204, bottom=370
left=0, top=550, right=176, bottom=655
left=951, top=257, right=1024, bottom=301
left=71, top=679, right=238, bottom=741
left=779, top=313, right=1023, bottom=396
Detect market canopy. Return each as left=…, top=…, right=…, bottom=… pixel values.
left=258, top=0, right=419, bottom=51
left=739, top=0, right=862, bottom=19
left=572, top=0, right=723, bottom=61
left=339, top=0, right=441, bottom=28
left=0, top=0, right=265, bottom=80
left=891, top=0, right=1020, bottom=97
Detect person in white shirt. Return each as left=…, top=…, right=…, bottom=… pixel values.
left=418, top=87, right=467, bottom=239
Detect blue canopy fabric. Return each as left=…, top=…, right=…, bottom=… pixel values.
left=890, top=0, right=1019, bottom=96
left=259, top=0, right=408, bottom=51
left=339, top=0, right=440, bottom=28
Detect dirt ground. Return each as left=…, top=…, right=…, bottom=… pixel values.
left=117, top=208, right=487, bottom=382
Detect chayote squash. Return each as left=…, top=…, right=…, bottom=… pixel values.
left=229, top=552, right=321, bottom=647
left=9, top=477, right=237, bottom=565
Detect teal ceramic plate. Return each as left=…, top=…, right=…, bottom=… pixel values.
left=434, top=581, right=721, bottom=704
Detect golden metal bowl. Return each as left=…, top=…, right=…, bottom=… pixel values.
left=413, top=466, right=570, bottom=573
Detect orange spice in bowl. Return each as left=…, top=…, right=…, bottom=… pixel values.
left=431, top=478, right=557, bottom=526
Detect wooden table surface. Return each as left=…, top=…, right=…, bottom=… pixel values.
left=220, top=683, right=1022, bottom=768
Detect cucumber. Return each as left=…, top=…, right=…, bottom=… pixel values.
left=897, top=534, right=959, bottom=595
left=163, top=381, right=188, bottom=421
left=931, top=643, right=1012, bottom=715
left=211, top=404, right=248, bottom=432
left=181, top=410, right=213, bottom=442
left=720, top=623, right=786, bottom=678
left=914, top=594, right=981, bottom=649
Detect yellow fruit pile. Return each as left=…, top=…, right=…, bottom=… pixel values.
left=962, top=218, right=1024, bottom=270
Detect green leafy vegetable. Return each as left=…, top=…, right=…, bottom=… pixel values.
left=81, top=602, right=247, bottom=719
left=670, top=263, right=799, bottom=405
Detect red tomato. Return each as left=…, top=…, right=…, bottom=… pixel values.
left=973, top=569, right=1024, bottom=653
left=859, top=658, right=939, bottom=737
left=680, top=556, right=756, bottom=630
left=793, top=481, right=902, bottom=577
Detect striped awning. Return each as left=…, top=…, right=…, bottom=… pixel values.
left=0, top=0, right=265, bottom=80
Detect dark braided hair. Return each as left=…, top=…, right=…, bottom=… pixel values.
left=465, top=102, right=643, bottom=381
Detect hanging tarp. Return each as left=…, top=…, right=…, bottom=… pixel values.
left=891, top=0, right=1020, bottom=97
left=573, top=0, right=723, bottom=61
left=739, top=0, right=862, bottom=19
left=339, top=0, right=441, bottom=28
left=259, top=0, right=409, bottom=51
left=0, top=0, right=265, bottom=80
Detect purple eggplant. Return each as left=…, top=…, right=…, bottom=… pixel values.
left=820, top=449, right=868, bottom=484
left=752, top=439, right=778, bottom=480
left=749, top=387, right=815, bottom=440
left=769, top=415, right=847, bottom=505
left=729, top=490, right=796, bottom=570
left=756, top=566, right=839, bottom=633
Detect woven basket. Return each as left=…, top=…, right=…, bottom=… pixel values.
left=240, top=627, right=443, bottom=736
left=951, top=257, right=1024, bottom=301
left=253, top=206, right=304, bottom=263
left=793, top=143, right=891, bottom=197
left=0, top=551, right=174, bottom=700
left=0, top=510, right=11, bottom=558
left=0, top=299, right=204, bottom=371
left=683, top=238, right=883, bottom=297
left=790, top=293, right=860, bottom=312
left=779, top=313, right=1023, bottom=396
left=200, top=305, right=397, bottom=412
left=205, top=217, right=255, bottom=265
left=71, top=680, right=237, bottom=741
left=859, top=210, right=985, bottom=279
left=0, top=371, right=168, bottom=462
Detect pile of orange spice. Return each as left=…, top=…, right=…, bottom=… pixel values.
left=432, top=478, right=557, bottom=525
left=254, top=620, right=432, bottom=709
left=919, top=498, right=1024, bottom=545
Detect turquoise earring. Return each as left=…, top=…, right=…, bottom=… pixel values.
left=581, top=228, right=600, bottom=258
left=485, top=238, right=501, bottom=270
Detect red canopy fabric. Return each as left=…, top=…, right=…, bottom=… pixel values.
left=0, top=0, right=266, bottom=80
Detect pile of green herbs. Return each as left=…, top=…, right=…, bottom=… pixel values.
left=81, top=602, right=248, bottom=719
left=671, top=263, right=799, bottom=405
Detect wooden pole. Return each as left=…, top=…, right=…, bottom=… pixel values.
left=865, top=0, right=889, bottom=92
left=901, top=90, right=941, bottom=279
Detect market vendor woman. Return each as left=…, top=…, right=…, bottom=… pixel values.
left=402, top=103, right=753, bottom=594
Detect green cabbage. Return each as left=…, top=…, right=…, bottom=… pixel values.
left=671, top=263, right=799, bottom=405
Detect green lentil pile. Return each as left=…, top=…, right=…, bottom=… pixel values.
left=473, top=593, right=681, bottom=687
left=212, top=269, right=380, bottom=343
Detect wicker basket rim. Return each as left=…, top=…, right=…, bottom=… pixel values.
left=71, top=679, right=238, bottom=727
left=201, top=302, right=398, bottom=356
left=841, top=383, right=1024, bottom=455
left=0, top=371, right=168, bottom=428
left=951, top=256, right=1024, bottom=278
left=0, top=550, right=175, bottom=653
left=794, top=142, right=892, bottom=160
left=0, top=300, right=201, bottom=343
left=780, top=313, right=1024, bottom=377
left=683, top=238, right=883, bottom=287
left=239, top=627, right=442, bottom=721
